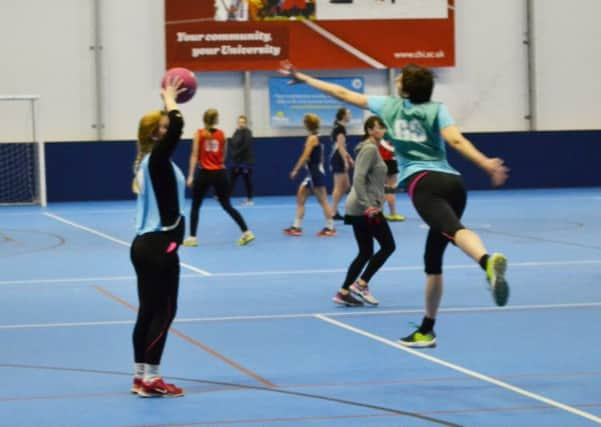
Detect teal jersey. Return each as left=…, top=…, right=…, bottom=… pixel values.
left=134, top=154, right=186, bottom=235
left=368, top=96, right=460, bottom=185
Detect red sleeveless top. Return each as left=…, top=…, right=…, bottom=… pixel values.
left=197, top=128, right=225, bottom=170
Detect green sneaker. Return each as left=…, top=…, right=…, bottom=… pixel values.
left=486, top=253, right=509, bottom=306
left=399, top=329, right=436, bottom=348
left=237, top=231, right=255, bottom=246
left=182, top=237, right=198, bottom=247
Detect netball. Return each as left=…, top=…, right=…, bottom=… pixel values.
left=161, top=67, right=197, bottom=103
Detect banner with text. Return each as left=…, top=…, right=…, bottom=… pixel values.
left=165, top=0, right=454, bottom=71
left=269, top=77, right=365, bottom=128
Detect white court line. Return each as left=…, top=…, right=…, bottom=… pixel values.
left=211, top=259, right=601, bottom=277
left=2, top=193, right=597, bottom=217
left=43, top=212, right=212, bottom=276
left=33, top=204, right=300, bottom=215
left=2, top=301, right=600, bottom=330
left=1, top=259, right=600, bottom=286
left=300, top=19, right=386, bottom=69
left=315, top=314, right=601, bottom=424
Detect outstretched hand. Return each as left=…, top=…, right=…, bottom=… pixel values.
left=484, top=158, right=509, bottom=187
left=161, top=76, right=186, bottom=108
left=278, top=60, right=303, bottom=85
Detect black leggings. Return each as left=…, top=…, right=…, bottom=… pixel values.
left=190, top=169, right=248, bottom=236
left=408, top=171, right=467, bottom=275
left=230, top=165, right=254, bottom=200
left=342, top=214, right=396, bottom=289
left=131, top=220, right=184, bottom=365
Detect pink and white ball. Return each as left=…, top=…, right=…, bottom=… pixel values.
left=161, top=67, right=197, bottom=103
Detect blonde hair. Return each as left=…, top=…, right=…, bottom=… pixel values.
left=303, top=113, right=320, bottom=133
left=132, top=110, right=166, bottom=193
left=133, top=110, right=165, bottom=173
left=203, top=108, right=219, bottom=128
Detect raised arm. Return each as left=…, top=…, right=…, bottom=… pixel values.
left=279, top=61, right=369, bottom=109
left=152, top=76, right=186, bottom=160
left=440, top=125, right=509, bottom=187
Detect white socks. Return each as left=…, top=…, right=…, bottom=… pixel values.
left=134, top=363, right=144, bottom=379
left=138, top=363, right=160, bottom=382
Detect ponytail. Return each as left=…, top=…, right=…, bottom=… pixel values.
left=134, top=110, right=164, bottom=174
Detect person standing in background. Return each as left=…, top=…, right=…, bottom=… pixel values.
left=378, top=139, right=405, bottom=222
left=330, top=107, right=354, bottom=220
left=229, top=115, right=256, bottom=206
left=183, top=109, right=255, bottom=247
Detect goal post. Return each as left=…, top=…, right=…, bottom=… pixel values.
left=0, top=95, right=47, bottom=207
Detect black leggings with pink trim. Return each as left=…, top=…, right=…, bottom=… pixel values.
left=407, top=171, right=467, bottom=275
left=130, top=220, right=184, bottom=365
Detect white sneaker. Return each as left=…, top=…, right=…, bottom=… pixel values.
left=182, top=236, right=198, bottom=247
left=349, top=282, right=379, bottom=305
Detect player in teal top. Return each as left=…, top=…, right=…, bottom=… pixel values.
left=279, top=61, right=510, bottom=348
left=366, top=95, right=460, bottom=185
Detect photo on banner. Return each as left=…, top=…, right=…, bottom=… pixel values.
left=269, top=77, right=364, bottom=128
left=165, top=0, right=454, bottom=71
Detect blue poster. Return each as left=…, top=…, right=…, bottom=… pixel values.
left=269, top=77, right=365, bottom=129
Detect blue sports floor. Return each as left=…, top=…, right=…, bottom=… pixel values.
left=1, top=188, right=600, bottom=426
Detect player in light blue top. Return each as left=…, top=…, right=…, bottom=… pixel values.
left=279, top=61, right=510, bottom=348
left=129, top=76, right=187, bottom=397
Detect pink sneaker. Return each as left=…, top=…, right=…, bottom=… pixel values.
left=138, top=377, right=184, bottom=398
left=350, top=282, right=379, bottom=305
left=332, top=292, right=363, bottom=307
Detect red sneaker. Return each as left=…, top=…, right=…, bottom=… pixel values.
left=283, top=226, right=303, bottom=236
left=138, top=377, right=184, bottom=398
left=131, top=377, right=143, bottom=394
left=316, top=227, right=336, bottom=237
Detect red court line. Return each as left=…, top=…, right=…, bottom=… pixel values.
left=92, top=285, right=276, bottom=388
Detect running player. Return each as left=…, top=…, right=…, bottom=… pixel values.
left=279, top=61, right=509, bottom=348
left=284, top=113, right=336, bottom=237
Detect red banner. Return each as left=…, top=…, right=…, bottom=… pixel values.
left=165, top=0, right=454, bottom=71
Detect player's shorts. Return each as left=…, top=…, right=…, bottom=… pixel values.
left=385, top=159, right=399, bottom=176
left=330, top=150, right=346, bottom=174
